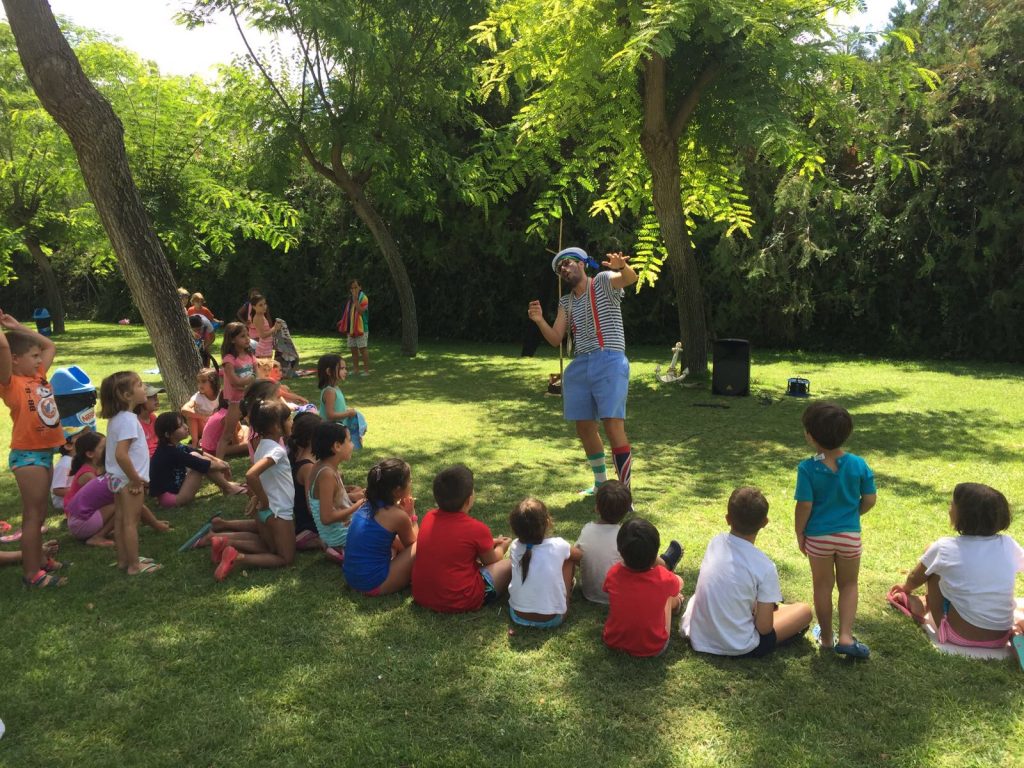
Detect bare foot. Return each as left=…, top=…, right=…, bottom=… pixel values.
left=224, top=483, right=246, bottom=496
left=42, top=539, right=60, bottom=557
left=85, top=535, right=116, bottom=548
left=210, top=516, right=226, bottom=532
left=154, top=520, right=173, bottom=533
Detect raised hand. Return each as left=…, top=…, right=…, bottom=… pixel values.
left=602, top=251, right=631, bottom=271
left=527, top=300, right=543, bottom=323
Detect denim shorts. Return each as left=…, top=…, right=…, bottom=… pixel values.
left=9, top=448, right=55, bottom=471
left=562, top=349, right=629, bottom=422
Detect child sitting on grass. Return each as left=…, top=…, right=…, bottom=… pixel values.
left=199, top=394, right=250, bottom=458
left=149, top=412, right=244, bottom=507
left=306, top=421, right=363, bottom=563
left=343, top=458, right=417, bottom=596
left=576, top=480, right=682, bottom=605
left=507, top=497, right=582, bottom=628
left=887, top=482, right=1024, bottom=649
left=289, top=412, right=323, bottom=550
left=135, top=384, right=163, bottom=457
left=0, top=311, right=70, bottom=587
left=181, top=367, right=220, bottom=445
left=682, top=487, right=812, bottom=658
left=65, top=431, right=169, bottom=546
left=794, top=401, right=876, bottom=658
left=50, top=426, right=89, bottom=511
left=603, top=518, right=684, bottom=657
left=412, top=464, right=513, bottom=613
left=212, top=399, right=296, bottom=581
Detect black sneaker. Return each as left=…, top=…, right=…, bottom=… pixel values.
left=661, top=540, right=683, bottom=572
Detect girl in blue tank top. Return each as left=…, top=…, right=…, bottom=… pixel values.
left=307, top=422, right=364, bottom=561
left=342, top=457, right=418, bottom=596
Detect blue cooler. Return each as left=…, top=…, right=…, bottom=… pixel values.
left=51, top=366, right=97, bottom=433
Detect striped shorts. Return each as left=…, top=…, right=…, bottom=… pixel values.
left=804, top=531, right=862, bottom=559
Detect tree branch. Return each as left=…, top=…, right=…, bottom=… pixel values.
left=669, top=56, right=722, bottom=141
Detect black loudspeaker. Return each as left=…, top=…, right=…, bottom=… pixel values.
left=712, top=339, right=750, bottom=396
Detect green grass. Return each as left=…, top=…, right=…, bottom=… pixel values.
left=1, top=322, right=1023, bottom=768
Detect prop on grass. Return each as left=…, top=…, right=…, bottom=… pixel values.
left=655, top=342, right=689, bottom=384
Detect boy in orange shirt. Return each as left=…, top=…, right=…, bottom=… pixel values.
left=0, top=311, right=68, bottom=587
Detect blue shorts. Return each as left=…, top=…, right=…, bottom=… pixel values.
left=480, top=567, right=499, bottom=606
left=509, top=606, right=564, bottom=629
left=9, top=449, right=55, bottom=471
left=562, top=350, right=629, bottom=422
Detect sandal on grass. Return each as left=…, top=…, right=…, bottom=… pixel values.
left=812, top=624, right=837, bottom=649
left=22, top=569, right=67, bottom=589
left=834, top=639, right=871, bottom=659
left=42, top=557, right=70, bottom=573
left=886, top=589, right=926, bottom=624
left=128, top=560, right=162, bottom=575
left=211, top=536, right=228, bottom=564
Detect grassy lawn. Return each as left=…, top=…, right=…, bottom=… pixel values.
left=1, top=322, right=1022, bottom=768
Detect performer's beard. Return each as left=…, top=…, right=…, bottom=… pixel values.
left=562, top=266, right=584, bottom=289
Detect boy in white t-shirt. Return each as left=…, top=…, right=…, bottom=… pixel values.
left=681, top=487, right=811, bottom=657
left=576, top=480, right=683, bottom=604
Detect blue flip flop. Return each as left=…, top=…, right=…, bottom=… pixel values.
left=834, top=638, right=871, bottom=659
left=1012, top=635, right=1024, bottom=672
left=179, top=521, right=213, bottom=552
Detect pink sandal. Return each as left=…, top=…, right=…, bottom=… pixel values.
left=886, top=590, right=926, bottom=624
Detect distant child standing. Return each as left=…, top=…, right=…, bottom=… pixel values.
left=682, top=487, right=812, bottom=658
left=249, top=293, right=280, bottom=361
left=101, top=371, right=162, bottom=575
left=343, top=458, right=417, bottom=596
left=0, top=312, right=68, bottom=587
left=212, top=400, right=296, bottom=581
left=794, top=402, right=876, bottom=657
left=306, top=421, right=362, bottom=562
left=888, top=483, right=1024, bottom=648
left=218, top=322, right=256, bottom=458
left=181, top=367, right=221, bottom=445
left=338, top=279, right=370, bottom=376
left=412, top=464, right=513, bottom=613
left=507, top=498, right=583, bottom=628
left=576, top=480, right=682, bottom=604
left=603, top=519, right=684, bottom=657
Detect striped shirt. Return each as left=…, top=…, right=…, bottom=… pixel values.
left=558, top=271, right=626, bottom=355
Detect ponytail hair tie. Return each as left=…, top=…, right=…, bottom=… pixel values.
left=525, top=543, right=534, bottom=551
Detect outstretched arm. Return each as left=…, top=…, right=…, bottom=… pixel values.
left=528, top=302, right=568, bottom=348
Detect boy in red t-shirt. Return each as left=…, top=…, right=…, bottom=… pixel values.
left=0, top=312, right=68, bottom=587
left=603, top=518, right=684, bottom=657
left=412, top=464, right=512, bottom=613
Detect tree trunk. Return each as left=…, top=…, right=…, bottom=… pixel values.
left=641, top=135, right=708, bottom=374
left=3, top=0, right=200, bottom=407
left=639, top=53, right=712, bottom=375
left=24, top=234, right=65, bottom=335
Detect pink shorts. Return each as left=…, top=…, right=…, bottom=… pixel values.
left=804, top=532, right=862, bottom=559
left=938, top=617, right=1011, bottom=648
left=68, top=510, right=104, bottom=540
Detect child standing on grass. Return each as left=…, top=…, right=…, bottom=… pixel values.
left=218, top=322, right=256, bottom=458
left=249, top=293, right=280, bottom=361
left=603, top=518, right=684, bottom=657
left=306, top=421, right=363, bottom=563
left=181, top=367, right=220, bottom=445
left=412, top=464, right=513, bottom=613
left=507, top=498, right=583, bottom=629
left=682, top=487, right=812, bottom=658
left=149, top=412, right=244, bottom=507
left=794, top=401, right=876, bottom=658
left=887, top=483, right=1024, bottom=649
left=212, top=400, right=296, bottom=581
left=343, top=458, right=417, bottom=596
left=0, top=312, right=69, bottom=587
left=101, top=371, right=163, bottom=575
left=576, top=480, right=682, bottom=605
left=339, top=279, right=370, bottom=376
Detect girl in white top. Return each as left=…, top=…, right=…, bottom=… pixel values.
left=99, top=371, right=162, bottom=575
left=508, top=497, right=583, bottom=628
left=888, top=482, right=1024, bottom=648
left=212, top=399, right=296, bottom=581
